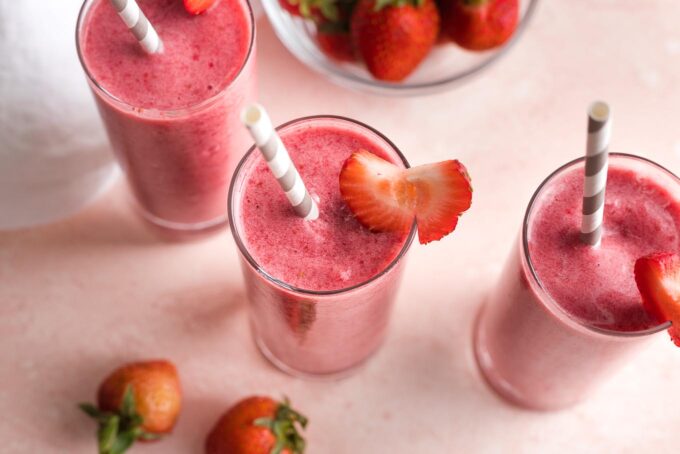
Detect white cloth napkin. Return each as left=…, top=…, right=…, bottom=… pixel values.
left=0, top=0, right=117, bottom=230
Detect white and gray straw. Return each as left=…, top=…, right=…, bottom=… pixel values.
left=580, top=101, right=612, bottom=247
left=241, top=104, right=320, bottom=221
left=109, top=0, right=163, bottom=54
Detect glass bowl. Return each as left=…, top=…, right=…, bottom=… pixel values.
left=261, top=0, right=540, bottom=96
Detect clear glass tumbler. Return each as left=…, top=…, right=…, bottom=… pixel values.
left=228, top=116, right=416, bottom=378
left=475, top=154, right=679, bottom=410
left=76, top=0, right=256, bottom=232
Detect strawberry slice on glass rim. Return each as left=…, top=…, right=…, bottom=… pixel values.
left=634, top=252, right=680, bottom=346
left=339, top=150, right=472, bottom=244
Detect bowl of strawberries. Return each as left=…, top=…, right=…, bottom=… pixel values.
left=262, top=0, right=539, bottom=95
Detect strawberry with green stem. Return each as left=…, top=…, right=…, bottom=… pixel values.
left=80, top=388, right=159, bottom=454
left=315, top=0, right=359, bottom=62
left=278, top=0, right=358, bottom=62
left=206, top=396, right=308, bottom=454
left=350, top=0, right=440, bottom=81
left=79, top=360, right=182, bottom=454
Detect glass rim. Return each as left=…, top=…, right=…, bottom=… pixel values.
left=75, top=0, right=255, bottom=117
left=228, top=115, right=417, bottom=297
left=522, top=152, right=678, bottom=339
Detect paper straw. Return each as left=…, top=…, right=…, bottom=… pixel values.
left=241, top=104, right=320, bottom=221
left=110, top=0, right=163, bottom=54
left=580, top=101, right=612, bottom=247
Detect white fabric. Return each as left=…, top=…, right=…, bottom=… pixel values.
left=0, top=0, right=116, bottom=229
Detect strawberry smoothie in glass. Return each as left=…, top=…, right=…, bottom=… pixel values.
left=475, top=154, right=680, bottom=410
left=76, top=0, right=255, bottom=231
left=229, top=116, right=416, bottom=377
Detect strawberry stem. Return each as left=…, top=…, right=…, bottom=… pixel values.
left=253, top=397, right=308, bottom=454
left=79, top=386, right=159, bottom=454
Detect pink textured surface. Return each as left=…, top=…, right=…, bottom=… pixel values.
left=2, top=2, right=680, bottom=452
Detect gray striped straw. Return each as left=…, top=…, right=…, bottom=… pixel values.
left=580, top=101, right=612, bottom=247
left=110, top=0, right=163, bottom=54
left=241, top=104, right=320, bottom=221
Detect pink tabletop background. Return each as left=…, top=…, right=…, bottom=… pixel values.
left=2, top=1, right=680, bottom=452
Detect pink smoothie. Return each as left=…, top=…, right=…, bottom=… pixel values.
left=238, top=124, right=408, bottom=291
left=475, top=155, right=680, bottom=410
left=529, top=165, right=680, bottom=331
left=230, top=117, right=413, bottom=376
left=78, top=0, right=255, bottom=228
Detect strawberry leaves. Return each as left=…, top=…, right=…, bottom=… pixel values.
left=253, top=398, right=308, bottom=454
left=80, top=386, right=160, bottom=454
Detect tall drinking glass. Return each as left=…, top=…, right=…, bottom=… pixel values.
left=76, top=0, right=256, bottom=231
left=475, top=154, right=680, bottom=410
left=229, top=116, right=416, bottom=377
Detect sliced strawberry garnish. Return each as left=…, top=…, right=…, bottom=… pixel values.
left=183, top=0, right=217, bottom=15
left=339, top=151, right=417, bottom=234
left=339, top=150, right=472, bottom=244
left=634, top=252, right=680, bottom=346
left=407, top=160, right=472, bottom=244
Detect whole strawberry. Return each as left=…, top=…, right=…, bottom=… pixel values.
left=315, top=0, right=358, bottom=63
left=80, top=360, right=182, bottom=454
left=441, top=0, right=519, bottom=51
left=317, top=22, right=357, bottom=62
left=206, top=396, right=307, bottom=454
left=350, top=0, right=440, bottom=82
